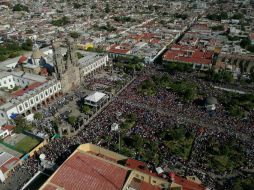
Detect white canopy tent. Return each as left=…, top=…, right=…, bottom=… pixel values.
left=84, top=91, right=108, bottom=107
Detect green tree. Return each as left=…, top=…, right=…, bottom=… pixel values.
left=231, top=13, right=244, bottom=20
left=13, top=115, right=30, bottom=133
left=73, top=3, right=81, bottom=9
left=22, top=38, right=33, bottom=51
left=240, top=38, right=251, bottom=48
left=132, top=134, right=143, bottom=150
left=68, top=116, right=77, bottom=125
left=105, top=2, right=110, bottom=13
left=12, top=4, right=29, bottom=12
left=51, top=16, right=70, bottom=26
left=76, top=52, right=84, bottom=59
left=82, top=105, right=91, bottom=114
left=33, top=112, right=43, bottom=120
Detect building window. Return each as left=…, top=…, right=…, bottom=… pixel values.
left=36, top=97, right=39, bottom=101
left=45, top=91, right=48, bottom=96
left=1, top=113, right=4, bottom=117
left=135, top=174, right=139, bottom=178
left=4, top=81, right=6, bottom=84
left=19, top=106, right=22, bottom=111
left=10, top=85, right=13, bottom=88
left=9, top=79, right=11, bottom=82
left=25, top=102, right=29, bottom=108
left=40, top=94, right=44, bottom=99
left=141, top=176, right=144, bottom=180
left=30, top=100, right=34, bottom=104
left=152, top=180, right=156, bottom=184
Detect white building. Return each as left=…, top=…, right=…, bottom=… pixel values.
left=0, top=72, right=62, bottom=126
left=78, top=52, right=108, bottom=77
left=0, top=125, right=13, bottom=139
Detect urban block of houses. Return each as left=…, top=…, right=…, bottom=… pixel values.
left=163, top=44, right=214, bottom=70
left=107, top=33, right=170, bottom=63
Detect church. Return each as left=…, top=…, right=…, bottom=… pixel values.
left=52, top=38, right=81, bottom=93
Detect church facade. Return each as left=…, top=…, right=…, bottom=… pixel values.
left=52, top=38, right=81, bottom=93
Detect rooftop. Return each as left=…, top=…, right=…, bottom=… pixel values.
left=40, top=151, right=129, bottom=190
left=0, top=152, right=19, bottom=174
left=163, top=44, right=213, bottom=65
left=85, top=91, right=107, bottom=103
left=40, top=144, right=205, bottom=190
left=12, top=82, right=43, bottom=97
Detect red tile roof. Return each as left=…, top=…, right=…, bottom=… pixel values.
left=126, top=159, right=205, bottom=190
left=2, top=125, right=14, bottom=131
left=174, top=175, right=205, bottom=190
left=12, top=82, right=43, bottom=97
left=163, top=45, right=213, bottom=65
left=108, top=44, right=131, bottom=54
left=45, top=152, right=129, bottom=190
left=87, top=151, right=118, bottom=163
left=125, top=159, right=158, bottom=177
left=0, top=157, right=19, bottom=173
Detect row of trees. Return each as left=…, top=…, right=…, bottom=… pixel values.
left=207, top=12, right=244, bottom=21
left=138, top=74, right=197, bottom=102
left=206, top=69, right=234, bottom=83
left=219, top=92, right=254, bottom=118
left=164, top=61, right=193, bottom=73
left=206, top=138, right=246, bottom=172
left=0, top=39, right=33, bottom=61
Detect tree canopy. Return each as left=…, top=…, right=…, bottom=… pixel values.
left=51, top=16, right=70, bottom=26
left=13, top=4, right=29, bottom=12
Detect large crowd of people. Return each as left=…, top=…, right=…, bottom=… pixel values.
left=1, top=67, right=254, bottom=190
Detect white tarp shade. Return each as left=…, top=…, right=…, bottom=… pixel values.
left=85, top=92, right=106, bottom=103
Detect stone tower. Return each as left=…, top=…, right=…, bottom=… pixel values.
left=52, top=38, right=81, bottom=93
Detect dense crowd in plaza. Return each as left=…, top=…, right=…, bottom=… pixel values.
left=1, top=67, right=254, bottom=190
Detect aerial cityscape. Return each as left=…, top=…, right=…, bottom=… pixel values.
left=0, top=0, right=254, bottom=189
